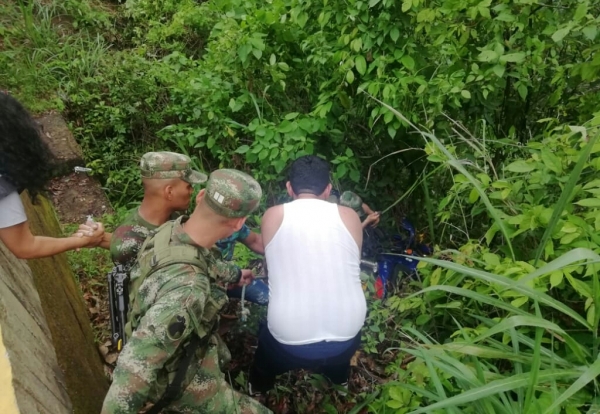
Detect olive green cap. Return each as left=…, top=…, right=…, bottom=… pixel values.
left=140, top=151, right=207, bottom=184
left=204, top=169, right=262, bottom=218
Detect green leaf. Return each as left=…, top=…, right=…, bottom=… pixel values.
left=492, top=65, right=505, bottom=78
left=461, top=90, right=471, bottom=99
left=238, top=43, right=251, bottom=63
left=355, top=55, right=367, bottom=75
left=400, top=55, right=415, bottom=71
left=388, top=125, right=396, bottom=138
left=552, top=27, right=571, bottom=42
left=550, top=271, right=563, bottom=288
left=518, top=84, right=528, bottom=100
left=206, top=137, right=215, bottom=149
left=369, top=0, right=382, bottom=6
left=296, top=12, right=308, bottom=28
left=573, top=3, right=588, bottom=21
left=534, top=133, right=599, bottom=264
left=401, top=0, right=411, bottom=12
left=235, top=145, right=250, bottom=154
left=575, top=198, right=600, bottom=207
left=582, top=25, right=597, bottom=41
left=350, top=169, right=360, bottom=183
left=477, top=50, right=499, bottom=62
left=506, top=160, right=535, bottom=173
left=390, top=27, right=400, bottom=42
left=346, top=70, right=355, bottom=84
left=500, top=52, right=526, bottom=63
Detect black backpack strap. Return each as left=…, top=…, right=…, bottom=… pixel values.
left=146, top=329, right=214, bottom=414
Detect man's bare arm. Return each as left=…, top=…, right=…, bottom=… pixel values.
left=260, top=205, right=284, bottom=249
left=338, top=205, right=363, bottom=251
left=362, top=202, right=375, bottom=216
left=241, top=231, right=264, bottom=255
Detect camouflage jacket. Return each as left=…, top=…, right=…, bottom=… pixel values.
left=110, top=208, right=240, bottom=281
left=109, top=208, right=159, bottom=270
left=102, top=217, right=231, bottom=414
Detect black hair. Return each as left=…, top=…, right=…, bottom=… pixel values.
left=288, top=155, right=330, bottom=195
left=0, top=92, right=54, bottom=199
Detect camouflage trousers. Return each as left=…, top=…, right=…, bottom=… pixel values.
left=164, top=340, right=271, bottom=414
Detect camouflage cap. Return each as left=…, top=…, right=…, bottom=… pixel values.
left=204, top=169, right=262, bottom=218
left=340, top=191, right=364, bottom=215
left=140, top=151, right=207, bottom=184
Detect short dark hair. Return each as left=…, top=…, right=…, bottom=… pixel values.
left=0, top=93, right=54, bottom=199
left=288, top=155, right=330, bottom=195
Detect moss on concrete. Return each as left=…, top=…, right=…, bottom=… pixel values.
left=21, top=192, right=108, bottom=414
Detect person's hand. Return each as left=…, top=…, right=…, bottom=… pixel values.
left=363, top=212, right=380, bottom=228
left=238, top=269, right=254, bottom=287
left=73, top=222, right=105, bottom=248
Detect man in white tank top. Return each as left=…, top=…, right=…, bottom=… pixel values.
left=249, top=156, right=367, bottom=394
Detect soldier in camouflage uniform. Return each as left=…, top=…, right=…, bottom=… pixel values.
left=329, top=189, right=380, bottom=228
left=99, top=151, right=245, bottom=284
left=109, top=151, right=207, bottom=270
left=101, top=169, right=271, bottom=414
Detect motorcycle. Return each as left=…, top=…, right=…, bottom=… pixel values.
left=361, top=218, right=431, bottom=299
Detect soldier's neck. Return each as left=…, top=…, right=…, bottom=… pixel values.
left=181, top=214, right=225, bottom=249
left=138, top=198, right=173, bottom=227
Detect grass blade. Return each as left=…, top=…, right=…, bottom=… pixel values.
left=415, top=256, right=591, bottom=330
left=407, top=370, right=583, bottom=414
left=361, top=93, right=515, bottom=260
left=523, top=302, right=543, bottom=412
left=542, top=357, right=600, bottom=414
left=534, top=132, right=599, bottom=264
left=471, top=315, right=564, bottom=344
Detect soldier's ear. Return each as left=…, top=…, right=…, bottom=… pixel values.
left=164, top=184, right=174, bottom=200
left=286, top=181, right=294, bottom=197
left=230, top=216, right=247, bottom=232
left=196, top=189, right=205, bottom=203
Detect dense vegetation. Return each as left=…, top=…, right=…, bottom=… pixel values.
left=2, top=0, right=600, bottom=412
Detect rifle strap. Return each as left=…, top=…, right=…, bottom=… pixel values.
left=146, top=330, right=212, bottom=414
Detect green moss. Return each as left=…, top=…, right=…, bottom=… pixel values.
left=22, top=192, right=108, bottom=414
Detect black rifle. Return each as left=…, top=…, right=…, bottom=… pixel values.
left=107, top=264, right=129, bottom=352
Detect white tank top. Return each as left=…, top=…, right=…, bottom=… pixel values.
left=265, top=199, right=367, bottom=345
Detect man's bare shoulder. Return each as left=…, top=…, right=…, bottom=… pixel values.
left=337, top=205, right=363, bottom=248
left=261, top=204, right=284, bottom=246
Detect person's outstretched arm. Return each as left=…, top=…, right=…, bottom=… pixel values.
left=0, top=220, right=105, bottom=259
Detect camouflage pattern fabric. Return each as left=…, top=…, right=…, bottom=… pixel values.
left=110, top=208, right=159, bottom=270
left=205, top=169, right=262, bottom=218
left=339, top=190, right=365, bottom=216
left=110, top=208, right=240, bottom=282
left=140, top=151, right=207, bottom=184
left=102, top=217, right=271, bottom=414
left=215, top=223, right=251, bottom=261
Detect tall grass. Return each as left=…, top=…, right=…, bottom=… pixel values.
left=365, top=98, right=600, bottom=413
